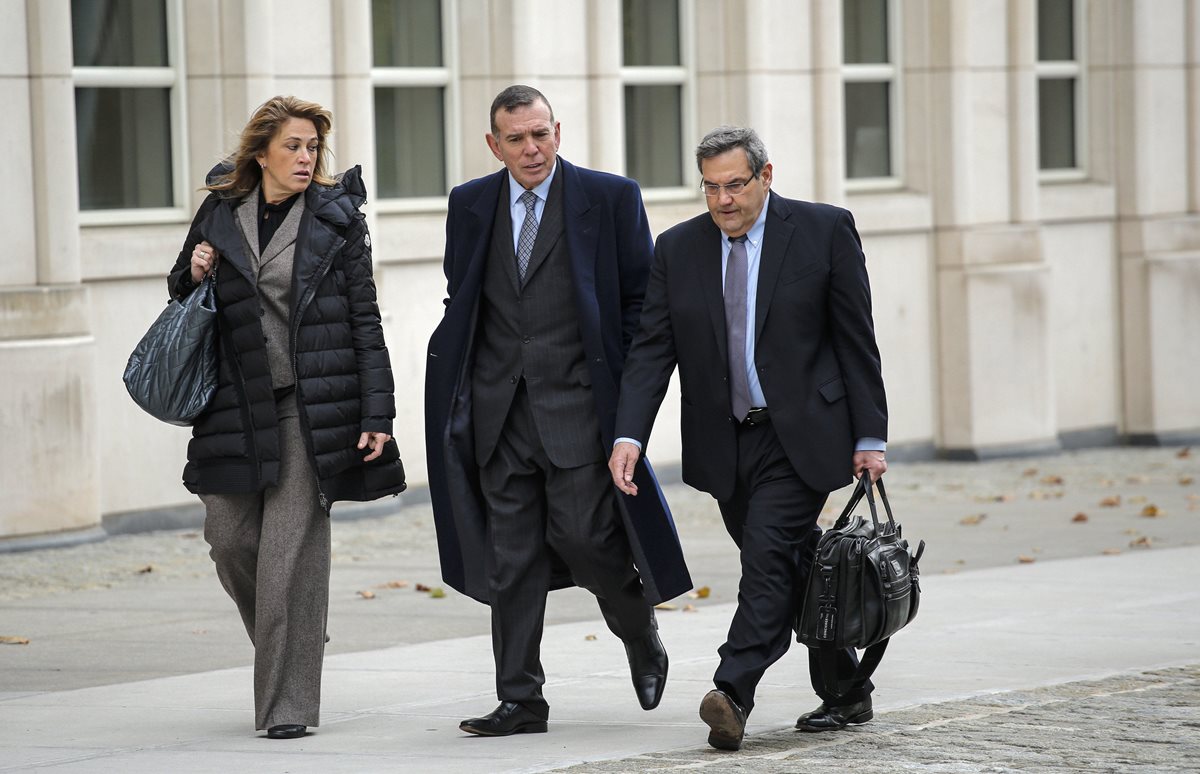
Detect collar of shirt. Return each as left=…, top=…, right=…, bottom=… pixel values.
left=507, top=159, right=557, bottom=211
left=721, top=191, right=771, bottom=256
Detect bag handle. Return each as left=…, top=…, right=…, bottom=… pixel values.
left=834, top=470, right=895, bottom=532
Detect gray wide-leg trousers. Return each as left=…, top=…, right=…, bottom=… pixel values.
left=200, top=393, right=330, bottom=730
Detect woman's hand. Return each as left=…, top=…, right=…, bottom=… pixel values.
left=358, top=432, right=392, bottom=462
left=190, top=241, right=221, bottom=283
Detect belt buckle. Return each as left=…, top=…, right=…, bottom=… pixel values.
left=744, top=407, right=768, bottom=426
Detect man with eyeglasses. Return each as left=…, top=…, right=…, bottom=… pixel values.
left=608, top=125, right=888, bottom=751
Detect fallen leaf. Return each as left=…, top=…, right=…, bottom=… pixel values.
left=136, top=565, right=154, bottom=574
left=191, top=629, right=208, bottom=635
left=1102, top=548, right=1122, bottom=555
left=683, top=604, right=698, bottom=613
left=1017, top=555, right=1036, bottom=564
left=181, top=532, right=199, bottom=539
left=1178, top=447, right=1192, bottom=459
left=584, top=634, right=597, bottom=641
left=357, top=590, right=376, bottom=600
left=0, top=636, right=30, bottom=645
left=955, top=559, right=966, bottom=565
left=1032, top=547, right=1044, bottom=554
left=654, top=603, right=678, bottom=611
left=1040, top=475, right=1064, bottom=485
left=688, top=586, right=711, bottom=599
left=995, top=494, right=1016, bottom=503
left=1072, top=512, right=1089, bottom=523
left=1126, top=475, right=1149, bottom=485
left=1189, top=494, right=1200, bottom=502
left=380, top=580, right=410, bottom=589
left=415, top=583, right=432, bottom=592
left=1140, top=504, right=1162, bottom=517
left=1099, top=495, right=1122, bottom=507
left=1022, top=468, right=1039, bottom=477
left=429, top=587, right=446, bottom=599
left=959, top=514, right=987, bottom=526
left=1128, top=495, right=1147, bottom=504
left=1130, top=536, right=1153, bottom=548
left=1123, top=528, right=1140, bottom=536
left=1180, top=476, right=1194, bottom=485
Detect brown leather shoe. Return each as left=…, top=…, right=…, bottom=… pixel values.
left=459, top=701, right=548, bottom=736
left=795, top=696, right=873, bottom=732
left=699, top=689, right=746, bottom=751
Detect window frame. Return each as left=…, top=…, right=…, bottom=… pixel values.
left=370, top=0, right=459, bottom=213
left=1036, top=0, right=1087, bottom=182
left=619, top=0, right=695, bottom=202
left=73, top=0, right=188, bottom=225
left=841, top=0, right=903, bottom=192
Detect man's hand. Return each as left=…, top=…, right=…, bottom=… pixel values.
left=358, top=432, right=392, bottom=462
left=609, top=442, right=642, bottom=496
left=853, top=450, right=887, bottom=482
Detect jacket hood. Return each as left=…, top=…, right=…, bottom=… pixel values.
left=203, top=162, right=367, bottom=227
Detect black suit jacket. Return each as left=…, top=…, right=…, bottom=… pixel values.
left=615, top=192, right=887, bottom=500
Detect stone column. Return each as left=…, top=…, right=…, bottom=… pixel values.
left=0, top=0, right=101, bottom=540
left=930, top=0, right=1058, bottom=458
left=1115, top=1, right=1200, bottom=444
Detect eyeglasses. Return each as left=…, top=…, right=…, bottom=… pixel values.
left=701, top=174, right=757, bottom=197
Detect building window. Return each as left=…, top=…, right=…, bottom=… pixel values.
left=1037, top=0, right=1081, bottom=173
left=71, top=0, right=183, bottom=215
left=372, top=0, right=451, bottom=200
left=842, top=0, right=898, bottom=183
left=622, top=0, right=688, bottom=191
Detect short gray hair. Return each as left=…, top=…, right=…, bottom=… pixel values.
left=490, top=85, right=555, bottom=135
left=695, top=126, right=769, bottom=175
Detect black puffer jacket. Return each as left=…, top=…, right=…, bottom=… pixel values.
left=168, top=165, right=406, bottom=508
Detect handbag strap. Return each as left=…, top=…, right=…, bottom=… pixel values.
left=813, top=639, right=888, bottom=707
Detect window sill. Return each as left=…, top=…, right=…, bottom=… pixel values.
left=1038, top=178, right=1116, bottom=223
left=78, top=207, right=190, bottom=228
left=844, top=188, right=933, bottom=235
left=373, top=196, right=449, bottom=215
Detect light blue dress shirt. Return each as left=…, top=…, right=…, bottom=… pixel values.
left=507, top=161, right=556, bottom=251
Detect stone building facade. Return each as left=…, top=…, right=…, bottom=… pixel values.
left=2, top=0, right=1198, bottom=541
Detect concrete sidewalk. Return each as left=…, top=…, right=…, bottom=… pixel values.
left=3, top=545, right=1197, bottom=772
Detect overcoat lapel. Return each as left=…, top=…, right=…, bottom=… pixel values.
left=561, top=159, right=601, bottom=313
left=754, top=194, right=795, bottom=343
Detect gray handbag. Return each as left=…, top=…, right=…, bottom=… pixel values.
left=123, top=272, right=218, bottom=426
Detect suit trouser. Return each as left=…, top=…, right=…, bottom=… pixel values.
left=713, top=418, right=868, bottom=714
left=200, top=391, right=330, bottom=729
left=478, top=382, right=654, bottom=716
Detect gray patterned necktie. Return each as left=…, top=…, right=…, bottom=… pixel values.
left=516, top=190, right=539, bottom=280
left=724, top=235, right=753, bottom=423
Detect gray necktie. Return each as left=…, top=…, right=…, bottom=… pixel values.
left=724, top=235, right=753, bottom=423
left=516, top=190, right=539, bottom=280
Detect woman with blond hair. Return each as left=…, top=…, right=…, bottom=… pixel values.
left=167, top=95, right=405, bottom=739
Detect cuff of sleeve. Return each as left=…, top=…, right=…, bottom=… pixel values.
left=614, top=437, right=643, bottom=450
left=855, top=437, right=886, bottom=452
left=361, top=417, right=392, bottom=435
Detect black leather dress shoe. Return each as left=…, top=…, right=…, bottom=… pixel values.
left=795, top=696, right=873, bottom=732
left=624, top=629, right=669, bottom=710
left=266, top=724, right=307, bottom=739
left=459, top=701, right=548, bottom=736
left=699, top=689, right=746, bottom=751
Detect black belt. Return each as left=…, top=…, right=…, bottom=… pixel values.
left=741, top=407, right=769, bottom=426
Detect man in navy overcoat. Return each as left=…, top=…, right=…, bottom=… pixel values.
left=424, top=85, right=691, bottom=737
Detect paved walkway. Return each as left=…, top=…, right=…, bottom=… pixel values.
left=2, top=447, right=1198, bottom=771
left=3, top=546, right=1197, bottom=772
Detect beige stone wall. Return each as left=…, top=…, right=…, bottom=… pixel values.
left=3, top=0, right=1198, bottom=540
